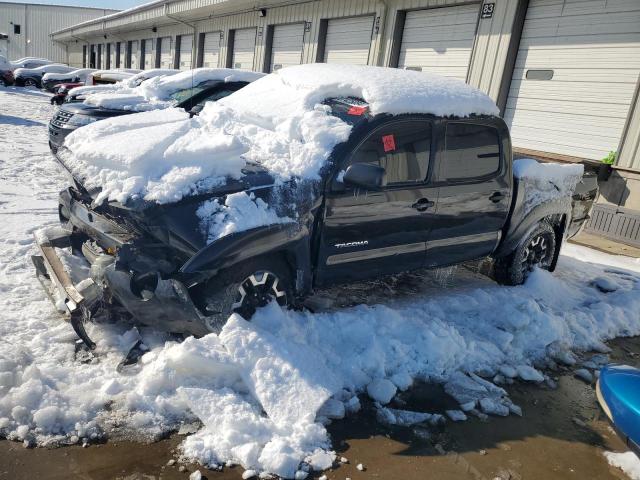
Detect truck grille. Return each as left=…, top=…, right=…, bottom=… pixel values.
left=51, top=110, right=73, bottom=128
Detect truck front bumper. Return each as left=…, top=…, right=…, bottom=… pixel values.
left=33, top=222, right=213, bottom=347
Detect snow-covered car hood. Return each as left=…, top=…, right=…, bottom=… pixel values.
left=43, top=68, right=96, bottom=83
left=83, top=68, right=264, bottom=112
left=14, top=65, right=74, bottom=77
left=61, top=64, right=499, bottom=206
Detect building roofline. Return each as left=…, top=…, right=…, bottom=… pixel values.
left=0, top=1, right=119, bottom=12
left=50, top=0, right=176, bottom=36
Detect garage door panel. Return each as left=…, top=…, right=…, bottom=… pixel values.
left=232, top=28, right=256, bottom=70
left=398, top=4, right=478, bottom=81
left=270, top=23, right=304, bottom=71
left=160, top=37, right=172, bottom=68
left=143, top=38, right=155, bottom=69
left=130, top=41, right=139, bottom=69
left=179, top=35, right=193, bottom=70
left=202, top=32, right=221, bottom=68
left=508, top=81, right=637, bottom=104
left=324, top=16, right=373, bottom=65
left=506, top=0, right=640, bottom=160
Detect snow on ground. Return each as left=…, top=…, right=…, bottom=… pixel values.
left=2, top=88, right=640, bottom=478
left=605, top=451, right=640, bottom=480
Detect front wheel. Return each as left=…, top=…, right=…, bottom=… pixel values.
left=24, top=78, right=37, bottom=88
left=196, top=257, right=293, bottom=332
left=494, top=221, right=557, bottom=285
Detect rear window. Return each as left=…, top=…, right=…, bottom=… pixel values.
left=442, top=122, right=501, bottom=181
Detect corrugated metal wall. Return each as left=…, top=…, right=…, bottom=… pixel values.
left=0, top=3, right=116, bottom=63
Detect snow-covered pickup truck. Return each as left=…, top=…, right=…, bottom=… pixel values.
left=33, top=64, right=598, bottom=348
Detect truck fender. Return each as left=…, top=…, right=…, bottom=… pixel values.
left=494, top=199, right=571, bottom=259
left=179, top=222, right=313, bottom=294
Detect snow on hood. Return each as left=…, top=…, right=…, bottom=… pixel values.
left=84, top=68, right=264, bottom=112
left=14, top=64, right=74, bottom=76
left=42, top=68, right=95, bottom=83
left=63, top=64, right=499, bottom=206
left=66, top=70, right=170, bottom=100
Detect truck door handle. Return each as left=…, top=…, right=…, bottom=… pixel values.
left=489, top=192, right=505, bottom=203
left=412, top=198, right=435, bottom=211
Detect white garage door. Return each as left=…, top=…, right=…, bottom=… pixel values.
left=109, top=43, right=116, bottom=69
left=130, top=40, right=139, bottom=69
left=143, top=38, right=155, bottom=69
left=202, top=32, right=221, bottom=68
left=505, top=0, right=640, bottom=160
left=398, top=4, right=478, bottom=80
left=159, top=37, right=172, bottom=68
left=270, top=23, right=305, bottom=71
left=179, top=35, right=193, bottom=70
left=118, top=42, right=125, bottom=68
left=324, top=16, right=373, bottom=65
left=232, top=28, right=257, bottom=70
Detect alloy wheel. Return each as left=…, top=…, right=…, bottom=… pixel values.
left=24, top=79, right=37, bottom=87
left=232, top=271, right=287, bottom=319
left=521, top=233, right=553, bottom=274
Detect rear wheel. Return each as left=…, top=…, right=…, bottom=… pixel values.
left=24, top=78, right=37, bottom=88
left=494, top=221, right=557, bottom=285
left=197, top=257, right=293, bottom=332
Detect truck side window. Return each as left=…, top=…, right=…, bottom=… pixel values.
left=442, top=122, right=501, bottom=181
left=349, top=121, right=431, bottom=185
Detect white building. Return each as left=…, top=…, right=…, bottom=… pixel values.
left=50, top=0, right=640, bottom=247
left=0, top=1, right=117, bottom=63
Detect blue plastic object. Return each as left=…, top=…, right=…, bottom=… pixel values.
left=597, top=364, right=640, bottom=453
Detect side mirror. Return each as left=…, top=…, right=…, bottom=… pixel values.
left=343, top=163, right=387, bottom=190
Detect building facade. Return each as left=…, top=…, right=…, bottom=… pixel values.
left=0, top=2, right=117, bottom=63
left=50, top=0, right=640, bottom=246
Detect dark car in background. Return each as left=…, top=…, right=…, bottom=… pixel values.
left=48, top=80, right=250, bottom=154
left=14, top=64, right=76, bottom=88
left=0, top=68, right=14, bottom=86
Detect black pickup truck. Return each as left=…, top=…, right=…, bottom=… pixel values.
left=34, top=97, right=597, bottom=348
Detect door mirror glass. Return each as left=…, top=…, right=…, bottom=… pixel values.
left=343, top=163, right=387, bottom=190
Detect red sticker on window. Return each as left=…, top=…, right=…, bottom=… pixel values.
left=347, top=105, right=367, bottom=116
left=382, top=134, right=396, bottom=152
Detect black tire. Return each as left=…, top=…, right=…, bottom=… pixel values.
left=24, top=78, right=37, bottom=88
left=494, top=221, right=557, bottom=286
left=196, top=256, right=293, bottom=332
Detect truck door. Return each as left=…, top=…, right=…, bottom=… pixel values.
left=426, top=120, right=511, bottom=267
left=315, top=118, right=438, bottom=286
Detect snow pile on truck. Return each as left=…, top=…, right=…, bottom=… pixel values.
left=513, top=158, right=584, bottom=213
left=83, top=68, right=264, bottom=112
left=62, top=64, right=499, bottom=205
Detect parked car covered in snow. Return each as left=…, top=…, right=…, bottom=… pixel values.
left=42, top=68, right=96, bottom=93
left=48, top=68, right=262, bottom=154
left=14, top=64, right=75, bottom=88
left=34, top=64, right=598, bottom=348
left=0, top=55, right=54, bottom=70
left=86, top=68, right=142, bottom=86
left=64, top=69, right=178, bottom=103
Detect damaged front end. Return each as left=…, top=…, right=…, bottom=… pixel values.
left=32, top=187, right=217, bottom=349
